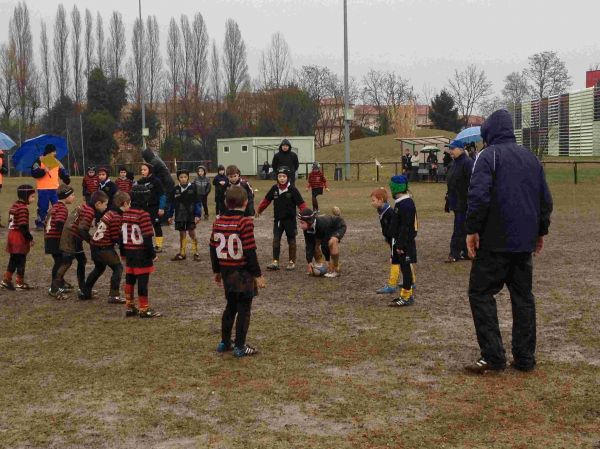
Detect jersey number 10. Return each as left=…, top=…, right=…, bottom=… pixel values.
left=122, top=223, right=143, bottom=245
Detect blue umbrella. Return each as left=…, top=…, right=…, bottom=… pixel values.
left=453, top=126, right=482, bottom=146
left=12, top=134, right=68, bottom=173
left=0, top=131, right=17, bottom=151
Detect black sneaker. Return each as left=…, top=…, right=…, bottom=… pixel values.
left=216, top=341, right=234, bottom=353
left=139, top=308, right=162, bottom=318
left=77, top=289, right=93, bottom=300
left=107, top=296, right=126, bottom=304
left=125, top=307, right=139, bottom=318
left=510, top=361, right=535, bottom=372
left=234, top=345, right=258, bottom=358
left=62, top=281, right=75, bottom=292
left=465, top=358, right=505, bottom=374
left=1, top=280, right=15, bottom=290
left=388, top=296, right=414, bottom=307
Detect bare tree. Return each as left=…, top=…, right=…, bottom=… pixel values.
left=53, top=4, right=70, bottom=99
left=258, top=31, right=291, bottom=90
left=40, top=20, right=51, bottom=112
left=145, top=16, right=162, bottom=109
left=70, top=5, right=83, bottom=104
left=361, top=70, right=385, bottom=112
left=10, top=1, right=36, bottom=126
left=447, top=64, right=493, bottom=121
left=0, top=43, right=17, bottom=121
left=210, top=40, right=221, bottom=103
left=190, top=12, right=209, bottom=100
left=222, top=18, right=248, bottom=99
left=502, top=71, right=529, bottom=106
left=96, top=12, right=105, bottom=72
left=128, top=17, right=145, bottom=104
left=480, top=96, right=506, bottom=119
left=179, top=15, right=192, bottom=101
left=166, top=17, right=183, bottom=104
left=84, top=9, right=94, bottom=81
left=107, top=11, right=126, bottom=78
left=589, top=63, right=600, bottom=71
left=297, top=65, right=337, bottom=146
left=523, top=51, right=572, bottom=100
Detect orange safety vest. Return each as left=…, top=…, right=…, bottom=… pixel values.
left=36, top=162, right=60, bottom=190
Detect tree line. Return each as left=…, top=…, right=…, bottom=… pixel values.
left=0, top=1, right=585, bottom=168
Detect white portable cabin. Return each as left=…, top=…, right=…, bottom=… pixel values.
left=216, top=136, right=316, bottom=176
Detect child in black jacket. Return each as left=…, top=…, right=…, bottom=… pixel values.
left=167, top=170, right=202, bottom=261
left=388, top=175, right=418, bottom=307
left=213, top=165, right=228, bottom=216
left=225, top=165, right=254, bottom=217
left=370, top=187, right=400, bottom=294
left=256, top=166, right=307, bottom=271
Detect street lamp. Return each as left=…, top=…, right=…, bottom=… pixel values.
left=343, top=0, right=351, bottom=180
left=139, top=0, right=147, bottom=149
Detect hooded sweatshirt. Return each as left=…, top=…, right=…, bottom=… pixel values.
left=193, top=166, right=212, bottom=196
left=466, top=109, right=553, bottom=252
left=271, top=139, right=299, bottom=182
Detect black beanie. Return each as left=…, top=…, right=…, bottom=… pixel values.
left=43, top=144, right=57, bottom=156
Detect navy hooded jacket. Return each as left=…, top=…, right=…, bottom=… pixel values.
left=465, top=109, right=553, bottom=252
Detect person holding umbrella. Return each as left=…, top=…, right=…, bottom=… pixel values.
left=444, top=140, right=473, bottom=262
left=31, top=144, right=71, bottom=230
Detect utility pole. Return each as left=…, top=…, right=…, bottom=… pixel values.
left=139, top=0, right=147, bottom=150
left=80, top=113, right=85, bottom=172
left=343, top=0, right=351, bottom=180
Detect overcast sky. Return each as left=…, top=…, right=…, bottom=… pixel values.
left=0, top=0, right=598, bottom=102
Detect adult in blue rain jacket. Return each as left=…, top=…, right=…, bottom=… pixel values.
left=464, top=109, right=553, bottom=374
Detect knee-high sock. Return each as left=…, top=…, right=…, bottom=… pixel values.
left=155, top=236, right=163, bottom=248
left=191, top=238, right=198, bottom=254
left=331, top=253, right=340, bottom=270
left=388, top=264, right=400, bottom=286
left=180, top=235, right=187, bottom=256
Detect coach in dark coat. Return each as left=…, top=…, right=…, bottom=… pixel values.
left=271, top=139, right=299, bottom=185
left=444, top=140, right=474, bottom=262
left=464, top=109, right=553, bottom=374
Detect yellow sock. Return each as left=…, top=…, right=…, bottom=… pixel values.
left=180, top=236, right=187, bottom=256
left=156, top=236, right=164, bottom=248
left=400, top=288, right=413, bottom=299
left=388, top=264, right=400, bottom=287
left=410, top=264, right=417, bottom=285
left=191, top=238, right=198, bottom=254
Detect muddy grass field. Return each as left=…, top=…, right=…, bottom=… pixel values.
left=0, top=176, right=599, bottom=449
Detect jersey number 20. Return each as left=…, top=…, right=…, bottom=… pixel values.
left=214, top=233, right=243, bottom=260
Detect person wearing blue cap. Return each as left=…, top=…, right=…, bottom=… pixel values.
left=444, top=140, right=474, bottom=262
left=387, top=175, right=418, bottom=307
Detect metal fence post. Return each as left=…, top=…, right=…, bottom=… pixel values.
left=574, top=162, right=578, bottom=184
left=357, top=163, right=360, bottom=181
left=376, top=164, right=380, bottom=182
left=395, top=162, right=398, bottom=175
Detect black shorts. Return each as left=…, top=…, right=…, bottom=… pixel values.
left=45, top=238, right=61, bottom=255
left=391, top=241, right=417, bottom=265
left=175, top=221, right=196, bottom=231
left=311, top=188, right=323, bottom=197
left=273, top=218, right=297, bottom=240
left=91, top=246, right=121, bottom=266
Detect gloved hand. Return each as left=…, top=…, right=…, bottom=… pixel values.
left=444, top=195, right=450, bottom=213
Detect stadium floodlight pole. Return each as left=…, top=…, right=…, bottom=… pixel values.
left=139, top=0, right=147, bottom=150
left=343, top=0, right=351, bottom=180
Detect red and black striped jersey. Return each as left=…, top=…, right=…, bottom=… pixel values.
left=115, top=177, right=133, bottom=193
left=308, top=171, right=328, bottom=189
left=82, top=175, right=99, bottom=195
left=210, top=211, right=257, bottom=270
left=44, top=202, right=68, bottom=240
left=121, top=208, right=154, bottom=252
left=91, top=210, right=122, bottom=248
left=8, top=201, right=29, bottom=229
left=70, top=203, right=95, bottom=239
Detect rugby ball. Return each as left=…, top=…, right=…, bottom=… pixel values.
left=312, top=263, right=328, bottom=277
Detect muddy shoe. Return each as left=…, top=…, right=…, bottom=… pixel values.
left=15, top=282, right=34, bottom=290
left=154, top=246, right=163, bottom=253
left=234, top=345, right=258, bottom=358
left=465, top=358, right=505, bottom=374
left=216, top=341, right=234, bottom=353
left=324, top=271, right=340, bottom=278
left=1, top=280, right=15, bottom=291
left=77, top=289, right=93, bottom=300
left=388, top=296, right=414, bottom=307
left=49, top=287, right=69, bottom=300
left=171, top=254, right=186, bottom=261
left=285, top=261, right=296, bottom=271
left=107, top=296, right=126, bottom=304
left=193, top=253, right=201, bottom=262
left=376, top=285, right=397, bottom=294
left=266, top=260, right=279, bottom=271
left=139, top=308, right=162, bottom=318
left=62, top=281, right=75, bottom=291
left=125, top=307, right=139, bottom=318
